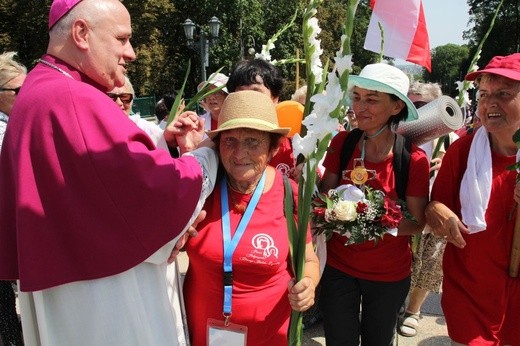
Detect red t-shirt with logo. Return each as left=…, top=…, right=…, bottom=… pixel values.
left=269, top=137, right=295, bottom=176
left=184, top=171, right=310, bottom=345
left=322, top=131, right=430, bottom=282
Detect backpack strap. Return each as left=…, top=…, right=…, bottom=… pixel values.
left=443, top=135, right=451, bottom=151
left=339, top=128, right=364, bottom=175
left=392, top=133, right=412, bottom=201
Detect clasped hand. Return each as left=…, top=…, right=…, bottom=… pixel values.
left=163, top=111, right=205, bottom=155
left=287, top=276, right=316, bottom=312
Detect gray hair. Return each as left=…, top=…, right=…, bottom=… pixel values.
left=124, top=76, right=135, bottom=97
left=0, top=52, right=27, bottom=87
left=291, top=85, right=307, bottom=105
left=407, top=81, right=442, bottom=102
left=476, top=73, right=520, bottom=92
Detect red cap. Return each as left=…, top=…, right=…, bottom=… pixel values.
left=49, top=0, right=82, bottom=29
left=465, top=53, right=520, bottom=81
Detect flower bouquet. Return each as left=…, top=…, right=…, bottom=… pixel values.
left=312, top=184, right=412, bottom=245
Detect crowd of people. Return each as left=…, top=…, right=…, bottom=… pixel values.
left=0, top=0, right=519, bottom=345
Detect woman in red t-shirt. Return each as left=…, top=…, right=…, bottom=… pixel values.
left=318, top=63, right=430, bottom=345
left=183, top=90, right=320, bottom=346
left=427, top=53, right=520, bottom=345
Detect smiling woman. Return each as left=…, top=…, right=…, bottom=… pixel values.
left=318, top=63, right=429, bottom=346
left=426, top=53, right=520, bottom=345
left=183, top=90, right=320, bottom=346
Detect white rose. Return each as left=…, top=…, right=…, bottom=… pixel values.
left=333, top=200, right=358, bottom=221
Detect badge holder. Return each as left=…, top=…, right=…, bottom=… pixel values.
left=207, top=317, right=247, bottom=346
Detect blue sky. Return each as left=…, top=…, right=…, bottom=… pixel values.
left=422, top=0, right=472, bottom=48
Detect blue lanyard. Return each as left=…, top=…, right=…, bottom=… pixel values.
left=220, top=171, right=266, bottom=320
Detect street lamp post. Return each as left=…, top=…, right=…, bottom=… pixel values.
left=239, top=19, right=256, bottom=59
left=182, top=17, right=221, bottom=82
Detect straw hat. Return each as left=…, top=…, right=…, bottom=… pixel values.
left=206, top=90, right=291, bottom=139
left=348, top=63, right=418, bottom=122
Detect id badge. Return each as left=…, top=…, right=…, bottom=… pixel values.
left=207, top=318, right=247, bottom=346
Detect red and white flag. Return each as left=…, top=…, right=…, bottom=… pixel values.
left=364, top=0, right=431, bottom=71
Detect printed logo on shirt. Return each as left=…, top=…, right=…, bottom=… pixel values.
left=252, top=234, right=278, bottom=258
left=276, top=163, right=290, bottom=176
left=239, top=234, right=281, bottom=267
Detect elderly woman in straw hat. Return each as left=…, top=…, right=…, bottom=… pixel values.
left=318, top=63, right=430, bottom=345
left=182, top=90, right=319, bottom=345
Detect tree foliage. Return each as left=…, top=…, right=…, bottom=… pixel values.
left=424, top=44, right=470, bottom=97
left=318, top=0, right=377, bottom=74
left=464, top=0, right=520, bottom=67
left=0, top=0, right=50, bottom=69
left=0, top=0, right=377, bottom=100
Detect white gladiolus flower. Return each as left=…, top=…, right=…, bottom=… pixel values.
left=334, top=53, right=353, bottom=76
left=455, top=80, right=475, bottom=92
left=461, top=90, right=471, bottom=107
left=292, top=132, right=318, bottom=158
left=333, top=200, right=358, bottom=221
left=311, top=73, right=343, bottom=114
left=308, top=17, right=321, bottom=37
left=307, top=17, right=323, bottom=84
left=302, top=114, right=338, bottom=140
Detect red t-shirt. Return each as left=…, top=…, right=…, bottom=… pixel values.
left=321, top=131, right=430, bottom=281
left=431, top=133, right=520, bottom=345
left=269, top=137, right=295, bottom=176
left=184, top=171, right=310, bottom=346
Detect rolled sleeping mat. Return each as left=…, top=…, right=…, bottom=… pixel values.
left=395, top=95, right=464, bottom=146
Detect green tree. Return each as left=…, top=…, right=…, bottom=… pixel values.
left=317, top=0, right=377, bottom=74
left=172, top=0, right=267, bottom=95
left=124, top=0, right=180, bottom=97
left=0, top=0, right=50, bottom=69
left=0, top=0, right=378, bottom=101
left=424, top=43, right=470, bottom=97
left=464, top=0, right=520, bottom=66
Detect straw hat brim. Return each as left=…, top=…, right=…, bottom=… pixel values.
left=206, top=118, right=291, bottom=140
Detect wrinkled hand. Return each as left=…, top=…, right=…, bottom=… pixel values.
left=167, top=210, right=207, bottom=264
left=287, top=276, right=315, bottom=312
left=425, top=201, right=468, bottom=248
left=163, top=111, right=205, bottom=154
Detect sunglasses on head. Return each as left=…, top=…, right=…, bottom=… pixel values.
left=412, top=101, right=428, bottom=109
left=107, top=92, right=133, bottom=105
left=0, top=86, right=21, bottom=95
